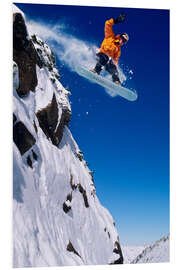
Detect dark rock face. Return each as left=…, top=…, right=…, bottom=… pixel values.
left=63, top=193, right=72, bottom=213
left=67, top=241, right=81, bottom=258
left=13, top=113, right=17, bottom=125
left=13, top=121, right=36, bottom=155
left=55, top=107, right=71, bottom=145
left=13, top=12, right=43, bottom=97
left=36, top=93, right=71, bottom=146
left=32, top=149, right=38, bottom=160
left=112, top=241, right=124, bottom=264
left=36, top=94, right=58, bottom=143
left=63, top=202, right=71, bottom=213
left=78, top=184, right=89, bottom=208
left=13, top=13, right=28, bottom=51
left=70, top=174, right=77, bottom=190
left=26, top=155, right=33, bottom=168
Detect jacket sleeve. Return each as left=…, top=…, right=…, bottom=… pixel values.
left=104, top=18, right=115, bottom=39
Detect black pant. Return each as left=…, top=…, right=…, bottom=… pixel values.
left=94, top=52, right=120, bottom=82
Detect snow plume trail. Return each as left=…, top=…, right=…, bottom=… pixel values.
left=27, top=20, right=127, bottom=97
left=27, top=20, right=97, bottom=70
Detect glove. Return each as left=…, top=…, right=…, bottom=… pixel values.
left=113, top=13, right=126, bottom=24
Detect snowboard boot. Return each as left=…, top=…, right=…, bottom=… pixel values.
left=90, top=69, right=99, bottom=75
left=114, top=81, right=121, bottom=85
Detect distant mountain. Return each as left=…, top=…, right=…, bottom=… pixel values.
left=13, top=4, right=123, bottom=268
left=131, top=235, right=169, bottom=264
left=121, top=246, right=145, bottom=264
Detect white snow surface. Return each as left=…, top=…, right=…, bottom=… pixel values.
left=131, top=235, right=169, bottom=264
left=13, top=9, right=121, bottom=268
left=121, top=246, right=145, bottom=264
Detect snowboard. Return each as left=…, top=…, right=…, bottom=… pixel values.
left=75, top=65, right=138, bottom=101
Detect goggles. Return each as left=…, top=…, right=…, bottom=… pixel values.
left=121, top=36, right=128, bottom=44
left=120, top=33, right=129, bottom=44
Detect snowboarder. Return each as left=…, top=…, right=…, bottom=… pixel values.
left=90, top=14, right=129, bottom=85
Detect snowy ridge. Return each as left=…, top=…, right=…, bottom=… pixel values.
left=121, top=246, right=145, bottom=264
left=13, top=5, right=123, bottom=268
left=131, top=235, right=169, bottom=264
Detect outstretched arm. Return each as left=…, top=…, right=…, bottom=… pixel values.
left=104, top=14, right=126, bottom=39
left=104, top=18, right=115, bottom=39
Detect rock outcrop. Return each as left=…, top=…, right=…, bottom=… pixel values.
left=36, top=93, right=71, bottom=146
left=13, top=12, right=43, bottom=97
left=13, top=120, right=36, bottom=155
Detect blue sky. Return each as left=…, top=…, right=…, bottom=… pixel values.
left=15, top=3, right=169, bottom=246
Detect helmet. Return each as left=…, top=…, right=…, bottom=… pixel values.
left=120, top=33, right=129, bottom=43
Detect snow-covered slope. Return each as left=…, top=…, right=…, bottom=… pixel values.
left=121, top=246, right=145, bottom=264
left=131, top=235, right=169, bottom=264
left=13, top=5, right=123, bottom=268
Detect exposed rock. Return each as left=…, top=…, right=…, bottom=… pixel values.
left=104, top=228, right=111, bottom=239
left=55, top=107, right=71, bottom=145
left=67, top=241, right=81, bottom=258
left=69, top=176, right=89, bottom=208
left=111, top=241, right=124, bottom=264
left=78, top=184, right=89, bottom=208
left=89, top=170, right=94, bottom=183
left=66, top=193, right=72, bottom=202
left=70, top=174, right=77, bottom=190
left=13, top=121, right=36, bottom=155
left=63, top=193, right=72, bottom=213
left=75, top=151, right=84, bottom=161
left=26, top=155, right=32, bottom=168
left=13, top=12, right=43, bottom=97
left=36, top=94, right=58, bottom=144
left=63, top=202, right=71, bottom=213
left=13, top=13, right=28, bottom=51
left=32, top=149, right=38, bottom=161
left=31, top=34, right=61, bottom=81
left=36, top=93, right=71, bottom=146
left=33, top=120, right=38, bottom=133
left=13, top=113, right=17, bottom=125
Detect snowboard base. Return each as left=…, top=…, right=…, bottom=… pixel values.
left=76, top=65, right=138, bottom=102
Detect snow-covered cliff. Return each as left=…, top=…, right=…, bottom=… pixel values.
left=13, top=5, right=123, bottom=268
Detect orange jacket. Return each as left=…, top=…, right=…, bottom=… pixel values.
left=100, top=18, right=121, bottom=66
